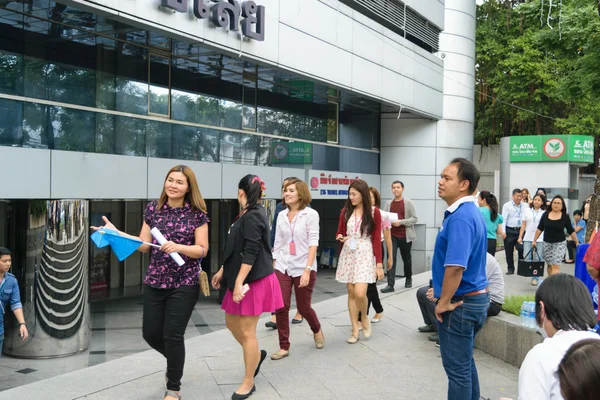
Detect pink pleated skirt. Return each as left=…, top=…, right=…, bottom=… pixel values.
left=221, top=273, right=284, bottom=316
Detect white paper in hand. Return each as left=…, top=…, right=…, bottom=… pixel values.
left=150, top=227, right=185, bottom=267
left=381, top=211, right=399, bottom=222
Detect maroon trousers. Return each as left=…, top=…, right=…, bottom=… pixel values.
left=275, top=269, right=321, bottom=351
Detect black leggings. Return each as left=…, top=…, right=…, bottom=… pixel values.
left=143, top=284, right=199, bottom=392
left=487, top=238, right=497, bottom=257
left=359, top=243, right=385, bottom=322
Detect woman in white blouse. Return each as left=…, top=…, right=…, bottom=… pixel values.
left=271, top=179, right=324, bottom=360
left=518, top=193, right=547, bottom=286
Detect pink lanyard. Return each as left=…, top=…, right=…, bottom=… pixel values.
left=353, top=213, right=362, bottom=236
left=289, top=212, right=298, bottom=243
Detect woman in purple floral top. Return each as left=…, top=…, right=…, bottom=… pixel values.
left=92, top=165, right=209, bottom=400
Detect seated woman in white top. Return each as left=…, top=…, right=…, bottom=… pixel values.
left=518, top=274, right=600, bottom=400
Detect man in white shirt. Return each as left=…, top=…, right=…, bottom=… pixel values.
left=501, top=188, right=527, bottom=275
left=518, top=274, right=600, bottom=400
left=485, top=254, right=504, bottom=317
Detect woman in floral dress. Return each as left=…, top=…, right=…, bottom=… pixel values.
left=335, top=179, right=383, bottom=344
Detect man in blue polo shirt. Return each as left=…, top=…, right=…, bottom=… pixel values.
left=433, top=158, right=489, bottom=400
left=0, top=247, right=28, bottom=355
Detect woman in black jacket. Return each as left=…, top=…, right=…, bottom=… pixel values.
left=211, top=174, right=283, bottom=400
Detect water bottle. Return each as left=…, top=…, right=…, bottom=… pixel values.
left=593, top=285, right=598, bottom=307
left=520, top=302, right=527, bottom=326
left=529, top=302, right=537, bottom=329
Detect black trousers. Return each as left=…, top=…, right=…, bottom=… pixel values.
left=504, top=228, right=523, bottom=273
left=567, top=240, right=577, bottom=261
left=416, top=286, right=437, bottom=331
left=487, top=238, right=497, bottom=257
left=488, top=301, right=502, bottom=317
left=143, top=284, right=199, bottom=392
left=388, top=236, right=412, bottom=286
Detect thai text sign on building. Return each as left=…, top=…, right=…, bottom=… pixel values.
left=161, top=0, right=265, bottom=41
left=308, top=171, right=361, bottom=198
left=509, top=135, right=594, bottom=164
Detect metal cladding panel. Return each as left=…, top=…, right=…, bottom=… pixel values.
left=0, top=147, right=51, bottom=199
left=50, top=151, right=148, bottom=199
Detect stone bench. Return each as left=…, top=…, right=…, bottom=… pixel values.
left=475, top=311, right=542, bottom=368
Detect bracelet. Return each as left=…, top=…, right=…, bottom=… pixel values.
left=19, top=322, right=26, bottom=326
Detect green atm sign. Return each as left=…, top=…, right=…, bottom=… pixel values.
left=510, top=135, right=594, bottom=164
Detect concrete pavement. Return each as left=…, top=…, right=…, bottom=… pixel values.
left=0, top=267, right=522, bottom=400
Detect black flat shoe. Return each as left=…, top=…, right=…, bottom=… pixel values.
left=265, top=321, right=277, bottom=329
left=254, top=350, right=266, bottom=377
left=232, top=385, right=256, bottom=400
left=291, top=318, right=303, bottom=324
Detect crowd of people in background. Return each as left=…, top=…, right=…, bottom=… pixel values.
left=3, top=160, right=598, bottom=400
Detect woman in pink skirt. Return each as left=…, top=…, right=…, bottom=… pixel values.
left=211, top=174, right=283, bottom=400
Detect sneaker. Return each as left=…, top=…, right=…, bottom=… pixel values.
left=428, top=332, right=438, bottom=342
left=505, top=270, right=514, bottom=275
left=531, top=277, right=539, bottom=286
left=405, top=278, right=412, bottom=288
left=435, top=338, right=440, bottom=347
left=418, top=324, right=435, bottom=333
left=380, top=286, right=395, bottom=293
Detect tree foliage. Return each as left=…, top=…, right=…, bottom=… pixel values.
left=475, top=0, right=600, bottom=145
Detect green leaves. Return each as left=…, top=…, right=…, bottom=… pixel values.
left=475, top=0, right=600, bottom=143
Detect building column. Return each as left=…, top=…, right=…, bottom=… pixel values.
left=380, top=1, right=477, bottom=272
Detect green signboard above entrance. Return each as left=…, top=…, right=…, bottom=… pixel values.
left=509, top=135, right=594, bottom=164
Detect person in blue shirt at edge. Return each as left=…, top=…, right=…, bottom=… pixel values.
left=565, top=209, right=586, bottom=263
left=433, top=158, right=490, bottom=400
left=266, top=177, right=303, bottom=329
left=0, top=247, right=29, bottom=354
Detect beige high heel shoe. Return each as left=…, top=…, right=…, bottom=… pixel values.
left=314, top=330, right=325, bottom=349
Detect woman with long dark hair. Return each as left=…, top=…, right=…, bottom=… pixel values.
left=477, top=191, right=504, bottom=256
left=335, top=180, right=383, bottom=344
left=211, top=175, right=283, bottom=399
left=518, top=194, right=547, bottom=285
left=533, top=195, right=579, bottom=276
left=92, top=165, right=209, bottom=400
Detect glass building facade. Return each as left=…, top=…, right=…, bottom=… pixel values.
left=0, top=0, right=381, bottom=174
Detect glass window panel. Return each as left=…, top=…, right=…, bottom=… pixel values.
left=96, top=38, right=117, bottom=110
left=240, top=134, right=271, bottom=166
left=172, top=125, right=201, bottom=161
left=149, top=54, right=170, bottom=116
left=115, top=44, right=148, bottom=114
left=327, top=102, right=338, bottom=143
left=243, top=74, right=257, bottom=130
left=22, top=102, right=48, bottom=149
left=46, top=61, right=96, bottom=107
left=148, top=32, right=171, bottom=51
left=0, top=51, right=23, bottom=95
left=220, top=131, right=241, bottom=164
left=96, top=113, right=115, bottom=154
left=51, top=106, right=95, bottom=152
left=24, top=57, right=49, bottom=100
left=0, top=99, right=23, bottom=146
left=115, top=116, right=146, bottom=156
left=340, top=149, right=379, bottom=174
left=220, top=99, right=242, bottom=130
left=146, top=120, right=172, bottom=158
left=312, top=144, right=340, bottom=171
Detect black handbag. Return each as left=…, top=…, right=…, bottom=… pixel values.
left=517, top=247, right=545, bottom=277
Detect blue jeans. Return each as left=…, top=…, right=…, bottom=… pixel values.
left=437, top=292, right=490, bottom=400
left=0, top=336, right=4, bottom=357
